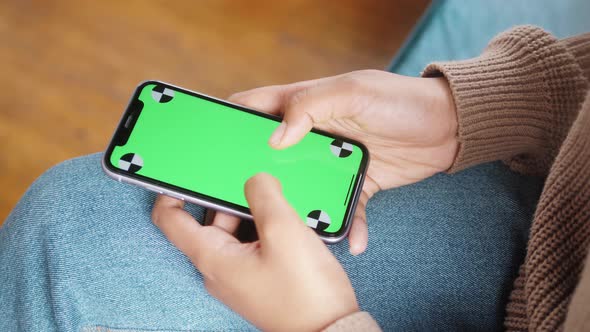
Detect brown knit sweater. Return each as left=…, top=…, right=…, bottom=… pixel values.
left=324, top=26, right=590, bottom=331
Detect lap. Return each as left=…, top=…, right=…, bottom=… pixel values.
left=0, top=153, right=542, bottom=331
left=0, top=154, right=252, bottom=331
left=340, top=162, right=541, bottom=330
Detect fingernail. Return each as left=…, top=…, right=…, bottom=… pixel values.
left=269, top=121, right=286, bottom=146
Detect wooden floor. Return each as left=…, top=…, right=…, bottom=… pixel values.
left=0, top=0, right=428, bottom=222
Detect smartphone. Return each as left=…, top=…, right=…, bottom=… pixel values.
left=102, top=81, right=369, bottom=243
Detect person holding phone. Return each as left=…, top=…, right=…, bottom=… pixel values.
left=1, top=25, right=589, bottom=331
left=153, top=26, right=590, bottom=331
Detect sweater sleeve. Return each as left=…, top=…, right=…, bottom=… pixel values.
left=562, top=33, right=590, bottom=82
left=321, top=311, right=381, bottom=332
left=422, top=26, right=589, bottom=175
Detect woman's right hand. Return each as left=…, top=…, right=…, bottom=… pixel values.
left=229, top=70, right=459, bottom=254
left=153, top=173, right=360, bottom=332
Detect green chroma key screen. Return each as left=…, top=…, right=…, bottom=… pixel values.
left=105, top=82, right=368, bottom=237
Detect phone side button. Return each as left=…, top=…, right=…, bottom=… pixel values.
left=144, top=184, right=163, bottom=195
left=163, top=191, right=184, bottom=201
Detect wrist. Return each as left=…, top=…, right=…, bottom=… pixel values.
left=422, top=27, right=588, bottom=174
left=427, top=77, right=459, bottom=172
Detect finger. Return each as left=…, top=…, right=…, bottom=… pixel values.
left=204, top=209, right=241, bottom=234
left=228, top=85, right=289, bottom=115
left=244, top=173, right=309, bottom=246
left=204, top=209, right=215, bottom=225
left=228, top=76, right=334, bottom=115
left=152, top=195, right=238, bottom=274
left=152, top=194, right=205, bottom=255
left=212, top=211, right=241, bottom=234
left=348, top=192, right=369, bottom=256
left=270, top=83, right=342, bottom=149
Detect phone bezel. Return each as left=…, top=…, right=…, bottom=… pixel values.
left=102, top=80, right=369, bottom=243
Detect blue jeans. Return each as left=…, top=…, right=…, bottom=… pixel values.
left=3, top=1, right=590, bottom=331
left=0, top=154, right=542, bottom=331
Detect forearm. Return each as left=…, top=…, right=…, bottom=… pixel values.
left=423, top=26, right=590, bottom=175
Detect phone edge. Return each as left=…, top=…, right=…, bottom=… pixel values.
left=101, top=156, right=254, bottom=220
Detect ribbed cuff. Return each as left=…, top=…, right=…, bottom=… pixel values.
left=562, top=33, right=590, bottom=82
left=322, top=311, right=381, bottom=332
left=422, top=26, right=588, bottom=174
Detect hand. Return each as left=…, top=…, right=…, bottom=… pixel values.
left=229, top=70, right=458, bottom=255
left=152, top=173, right=359, bottom=332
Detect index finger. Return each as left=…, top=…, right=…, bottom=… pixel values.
left=152, top=195, right=238, bottom=275
left=227, top=76, right=334, bottom=115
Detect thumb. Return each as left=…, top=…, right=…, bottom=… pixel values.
left=268, top=83, right=339, bottom=149
left=244, top=173, right=313, bottom=248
